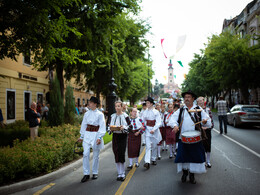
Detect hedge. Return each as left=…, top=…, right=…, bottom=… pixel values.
left=0, top=124, right=112, bottom=185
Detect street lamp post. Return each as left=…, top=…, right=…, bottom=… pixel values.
left=107, top=39, right=117, bottom=119
left=148, top=52, right=150, bottom=97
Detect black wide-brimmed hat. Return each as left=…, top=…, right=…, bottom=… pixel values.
left=181, top=90, right=197, bottom=99
left=89, top=96, right=100, bottom=104
left=144, top=97, right=155, bottom=104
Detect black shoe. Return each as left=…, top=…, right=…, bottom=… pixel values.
left=81, top=175, right=90, bottom=183
left=220, top=131, right=223, bottom=134
left=135, top=163, right=139, bottom=167
left=127, top=165, right=133, bottom=169
left=206, top=162, right=212, bottom=168
left=92, top=174, right=98, bottom=179
left=142, top=143, right=145, bottom=146
left=162, top=149, right=165, bottom=151
left=144, top=163, right=150, bottom=169
left=181, top=170, right=188, bottom=183
left=121, top=175, right=126, bottom=181
left=152, top=161, right=157, bottom=165
left=158, top=156, right=161, bottom=160
left=224, top=132, right=227, bottom=135
left=169, top=154, right=173, bottom=159
left=117, top=175, right=121, bottom=181
left=189, top=173, right=196, bottom=184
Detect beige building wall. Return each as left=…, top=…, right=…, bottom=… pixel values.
left=0, top=54, right=105, bottom=123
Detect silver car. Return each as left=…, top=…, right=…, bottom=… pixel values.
left=227, top=105, right=260, bottom=127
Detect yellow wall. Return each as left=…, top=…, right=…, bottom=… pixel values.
left=0, top=53, right=105, bottom=123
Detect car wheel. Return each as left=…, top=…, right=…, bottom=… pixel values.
left=233, top=118, right=237, bottom=128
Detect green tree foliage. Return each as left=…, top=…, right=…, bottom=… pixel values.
left=153, top=79, right=164, bottom=97
left=182, top=31, right=260, bottom=103
left=49, top=76, right=64, bottom=126
left=64, top=84, right=75, bottom=124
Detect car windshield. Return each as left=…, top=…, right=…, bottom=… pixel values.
left=242, top=107, right=260, bottom=112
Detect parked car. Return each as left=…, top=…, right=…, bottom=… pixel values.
left=227, top=105, right=260, bottom=127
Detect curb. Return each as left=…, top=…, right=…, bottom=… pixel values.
left=0, top=142, right=112, bottom=195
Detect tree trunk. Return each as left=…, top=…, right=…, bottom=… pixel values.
left=240, top=87, right=249, bottom=104
left=56, top=60, right=64, bottom=100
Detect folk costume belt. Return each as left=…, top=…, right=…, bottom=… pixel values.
left=86, top=124, right=99, bottom=132
left=146, top=120, right=156, bottom=127
left=132, top=128, right=141, bottom=132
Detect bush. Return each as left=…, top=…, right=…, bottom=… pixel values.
left=64, top=84, right=75, bottom=124
left=0, top=124, right=113, bottom=185
left=0, top=121, right=29, bottom=147
left=0, top=124, right=80, bottom=185
left=49, top=76, right=64, bottom=127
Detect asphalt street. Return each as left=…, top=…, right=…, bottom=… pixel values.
left=13, top=114, right=260, bottom=195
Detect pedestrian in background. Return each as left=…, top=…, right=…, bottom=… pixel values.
left=0, top=108, right=4, bottom=128
left=41, top=103, right=49, bottom=120
left=78, top=96, right=106, bottom=182
left=28, top=102, right=41, bottom=141
left=197, top=97, right=214, bottom=168
left=216, top=96, right=228, bottom=134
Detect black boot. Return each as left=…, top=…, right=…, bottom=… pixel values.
left=181, top=169, right=188, bottom=183
left=189, top=172, right=196, bottom=184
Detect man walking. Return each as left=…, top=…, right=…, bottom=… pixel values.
left=169, top=90, right=211, bottom=184
left=142, top=97, right=162, bottom=169
left=78, top=96, right=106, bottom=182
left=216, top=96, right=228, bottom=134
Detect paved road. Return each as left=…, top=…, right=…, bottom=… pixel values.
left=14, top=115, right=260, bottom=195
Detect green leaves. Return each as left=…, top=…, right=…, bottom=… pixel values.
left=182, top=30, right=260, bottom=102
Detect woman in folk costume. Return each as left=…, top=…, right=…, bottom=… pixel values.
left=157, top=103, right=167, bottom=160
left=78, top=96, right=106, bottom=183
left=197, top=97, right=214, bottom=168
left=142, top=97, right=162, bottom=169
left=107, top=101, right=132, bottom=181
left=127, top=108, right=146, bottom=169
left=164, top=103, right=177, bottom=158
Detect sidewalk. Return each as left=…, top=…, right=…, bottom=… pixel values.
left=0, top=142, right=112, bottom=195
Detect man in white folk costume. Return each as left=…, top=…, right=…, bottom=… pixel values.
left=78, top=96, right=106, bottom=183
left=142, top=97, right=162, bottom=169
left=169, top=90, right=211, bottom=184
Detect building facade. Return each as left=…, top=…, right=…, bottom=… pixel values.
left=0, top=53, right=102, bottom=124
left=222, top=0, right=260, bottom=105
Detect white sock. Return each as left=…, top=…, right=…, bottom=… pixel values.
left=129, top=158, right=133, bottom=166
left=116, top=163, right=121, bottom=176
left=163, top=141, right=166, bottom=149
left=173, top=143, right=176, bottom=153
left=120, top=163, right=125, bottom=176
left=169, top=144, right=173, bottom=155
left=206, top=152, right=211, bottom=163
left=135, top=157, right=139, bottom=163
left=158, top=145, right=161, bottom=157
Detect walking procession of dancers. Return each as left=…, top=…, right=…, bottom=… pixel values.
left=78, top=91, right=213, bottom=184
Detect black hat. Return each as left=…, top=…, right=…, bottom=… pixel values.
left=144, top=97, right=155, bottom=104
left=89, top=96, right=100, bottom=104
left=181, top=90, right=197, bottom=99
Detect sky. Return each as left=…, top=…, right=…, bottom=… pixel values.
left=138, top=0, right=253, bottom=87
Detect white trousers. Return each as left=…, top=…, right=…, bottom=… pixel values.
left=142, top=134, right=146, bottom=144
left=144, top=136, right=157, bottom=163
left=83, top=142, right=100, bottom=175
